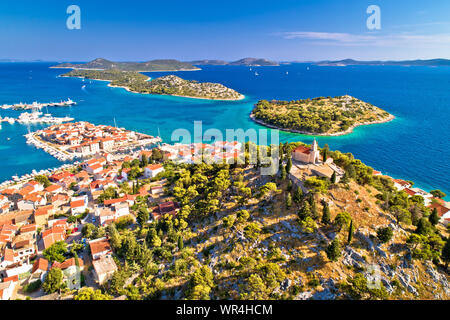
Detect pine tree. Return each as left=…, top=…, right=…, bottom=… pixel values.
left=322, top=202, right=331, bottom=224
left=429, top=208, right=440, bottom=226
left=293, top=187, right=303, bottom=204
left=286, top=157, right=292, bottom=174
left=326, top=239, right=341, bottom=261
left=299, top=202, right=311, bottom=220
left=287, top=180, right=293, bottom=192
left=308, top=195, right=318, bottom=219
left=331, top=171, right=337, bottom=184
left=286, top=193, right=292, bottom=209
left=347, top=220, right=354, bottom=244
left=322, top=148, right=328, bottom=162
left=178, top=235, right=184, bottom=250
left=280, top=165, right=287, bottom=180
left=442, top=237, right=450, bottom=269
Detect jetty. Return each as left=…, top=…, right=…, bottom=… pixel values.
left=0, top=98, right=76, bottom=110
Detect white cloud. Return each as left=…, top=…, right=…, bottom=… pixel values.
left=277, top=31, right=450, bottom=47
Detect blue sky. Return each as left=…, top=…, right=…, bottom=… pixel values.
left=1, top=0, right=450, bottom=61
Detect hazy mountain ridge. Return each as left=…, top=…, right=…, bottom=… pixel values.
left=315, top=58, right=450, bottom=67
left=190, top=57, right=279, bottom=66
left=51, top=58, right=200, bottom=72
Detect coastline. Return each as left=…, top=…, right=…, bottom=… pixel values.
left=249, top=113, right=396, bottom=136
left=61, top=74, right=245, bottom=101
left=108, top=83, right=245, bottom=101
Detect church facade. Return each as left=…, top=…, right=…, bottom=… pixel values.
left=292, top=139, right=320, bottom=164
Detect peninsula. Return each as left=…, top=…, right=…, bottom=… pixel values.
left=51, top=58, right=200, bottom=72
left=60, top=69, right=244, bottom=100
left=250, top=95, right=394, bottom=136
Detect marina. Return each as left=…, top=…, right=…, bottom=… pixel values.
left=24, top=121, right=162, bottom=162
left=0, top=98, right=76, bottom=110
left=0, top=111, right=74, bottom=126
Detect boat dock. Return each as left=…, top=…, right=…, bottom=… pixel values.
left=25, top=132, right=76, bottom=161
left=0, top=98, right=76, bottom=110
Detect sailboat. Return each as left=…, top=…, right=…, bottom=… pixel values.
left=254, top=71, right=259, bottom=76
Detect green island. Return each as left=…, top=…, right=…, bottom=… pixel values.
left=250, top=95, right=394, bottom=136
left=60, top=69, right=244, bottom=100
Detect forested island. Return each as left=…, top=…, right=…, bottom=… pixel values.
left=52, top=58, right=200, bottom=72
left=250, top=96, right=394, bottom=136
left=61, top=69, right=244, bottom=100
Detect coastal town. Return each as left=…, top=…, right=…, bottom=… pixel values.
left=25, top=121, right=161, bottom=161
left=0, top=133, right=449, bottom=300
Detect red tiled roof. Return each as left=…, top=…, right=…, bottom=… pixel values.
left=34, top=205, right=53, bottom=216
left=20, top=224, right=36, bottom=233
left=52, top=257, right=84, bottom=270
left=3, top=275, right=18, bottom=283
left=32, top=258, right=49, bottom=273
left=428, top=202, right=450, bottom=217
left=404, top=188, right=416, bottom=196
left=44, top=184, right=62, bottom=192
left=3, top=248, right=14, bottom=262
left=89, top=239, right=112, bottom=256
left=293, top=145, right=311, bottom=155
left=70, top=199, right=85, bottom=208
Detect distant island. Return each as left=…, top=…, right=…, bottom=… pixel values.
left=61, top=69, right=244, bottom=100
left=51, top=58, right=200, bottom=72
left=315, top=58, right=450, bottom=67
left=250, top=95, right=394, bottom=136
left=190, top=57, right=279, bottom=66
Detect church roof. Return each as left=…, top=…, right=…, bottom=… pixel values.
left=293, top=145, right=311, bottom=155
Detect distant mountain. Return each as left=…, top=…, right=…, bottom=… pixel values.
left=315, top=58, right=450, bottom=67
left=0, top=59, right=44, bottom=62
left=189, top=59, right=228, bottom=65
left=228, top=58, right=279, bottom=66
left=190, top=57, right=279, bottom=66
left=51, top=58, right=200, bottom=72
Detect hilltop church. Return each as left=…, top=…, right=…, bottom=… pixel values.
left=292, top=139, right=320, bottom=164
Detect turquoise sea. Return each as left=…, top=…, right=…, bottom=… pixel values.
left=0, top=62, right=449, bottom=199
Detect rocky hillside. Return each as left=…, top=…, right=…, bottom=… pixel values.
left=91, top=143, right=449, bottom=300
